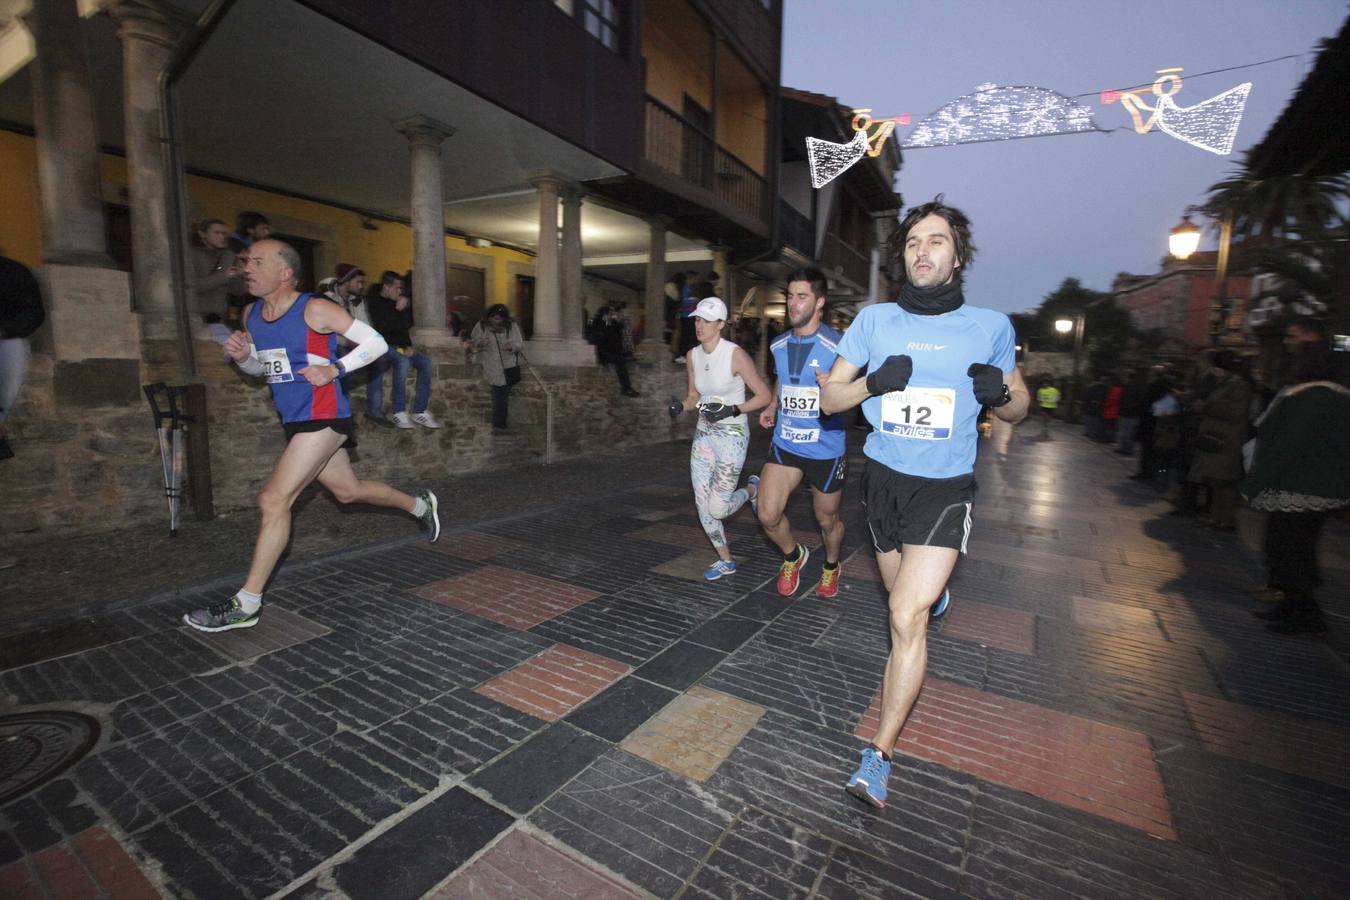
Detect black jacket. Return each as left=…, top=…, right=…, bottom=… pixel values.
left=0, top=256, right=44, bottom=339
left=367, top=293, right=415, bottom=348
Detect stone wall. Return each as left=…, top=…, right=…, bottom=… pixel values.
left=0, top=341, right=691, bottom=538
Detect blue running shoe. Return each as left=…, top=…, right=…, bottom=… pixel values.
left=930, top=588, right=951, bottom=619
left=747, top=474, right=760, bottom=517
left=846, top=746, right=891, bottom=809
left=704, top=559, right=737, bottom=581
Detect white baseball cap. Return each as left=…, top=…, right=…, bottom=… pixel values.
left=688, top=297, right=728, bottom=321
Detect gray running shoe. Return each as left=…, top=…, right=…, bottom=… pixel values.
left=419, top=489, right=441, bottom=542
left=184, top=596, right=260, bottom=632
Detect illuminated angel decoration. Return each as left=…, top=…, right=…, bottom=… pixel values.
left=902, top=84, right=1101, bottom=149
left=1103, top=69, right=1251, bottom=155
left=806, top=109, right=910, bottom=189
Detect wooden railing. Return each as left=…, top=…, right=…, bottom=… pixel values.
left=644, top=96, right=769, bottom=225
left=821, top=231, right=870, bottom=287
left=779, top=200, right=814, bottom=257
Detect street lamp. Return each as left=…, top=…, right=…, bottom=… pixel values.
left=1054, top=314, right=1086, bottom=422
left=1169, top=214, right=1201, bottom=260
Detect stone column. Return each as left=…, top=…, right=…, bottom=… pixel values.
left=560, top=184, right=585, bottom=342
left=25, top=0, right=139, bottom=403
left=640, top=215, right=669, bottom=355
left=108, top=0, right=180, bottom=349
left=24, top=0, right=112, bottom=267
left=394, top=114, right=456, bottom=348
left=710, top=244, right=730, bottom=299
left=530, top=174, right=563, bottom=343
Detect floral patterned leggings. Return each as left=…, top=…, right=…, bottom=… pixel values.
left=690, top=425, right=752, bottom=551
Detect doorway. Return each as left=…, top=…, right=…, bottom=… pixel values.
left=516, top=275, right=535, bottom=339
left=448, top=264, right=485, bottom=336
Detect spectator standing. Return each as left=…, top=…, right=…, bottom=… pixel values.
left=1186, top=351, right=1252, bottom=531
left=1116, top=368, right=1147, bottom=455
left=366, top=271, right=441, bottom=430
left=0, top=254, right=44, bottom=461
left=1102, top=376, right=1122, bottom=442
left=225, top=211, right=271, bottom=326
left=467, top=304, right=524, bottom=431
left=1132, top=366, right=1173, bottom=479
left=1245, top=346, right=1350, bottom=636
left=1081, top=376, right=1107, bottom=440
left=189, top=219, right=242, bottom=321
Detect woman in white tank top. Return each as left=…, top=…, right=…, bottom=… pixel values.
left=670, top=297, right=773, bottom=580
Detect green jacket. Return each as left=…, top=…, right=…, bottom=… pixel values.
left=1241, top=382, right=1350, bottom=509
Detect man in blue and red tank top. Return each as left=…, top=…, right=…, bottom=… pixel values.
left=182, top=239, right=442, bottom=633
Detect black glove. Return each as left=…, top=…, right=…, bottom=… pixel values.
left=866, top=355, right=913, bottom=395
left=968, top=363, right=1011, bottom=407
left=667, top=397, right=683, bottom=419
left=701, top=403, right=741, bottom=423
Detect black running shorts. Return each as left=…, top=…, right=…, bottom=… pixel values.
left=861, top=461, right=975, bottom=553
left=282, top=417, right=357, bottom=450
left=766, top=444, right=848, bottom=494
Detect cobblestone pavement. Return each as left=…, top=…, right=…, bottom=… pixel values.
left=1, top=421, right=1348, bottom=899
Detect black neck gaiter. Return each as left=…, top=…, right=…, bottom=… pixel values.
left=898, top=279, right=964, bottom=316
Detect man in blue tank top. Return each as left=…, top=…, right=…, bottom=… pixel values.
left=749, top=267, right=849, bottom=599
left=822, top=198, right=1030, bottom=809
left=182, top=240, right=442, bottom=634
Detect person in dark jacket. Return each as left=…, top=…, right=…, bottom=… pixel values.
left=1185, top=351, right=1251, bottom=530
left=0, top=255, right=44, bottom=461
left=591, top=306, right=641, bottom=397
left=1116, top=368, right=1147, bottom=455
left=1245, top=346, right=1350, bottom=635
left=365, top=271, right=441, bottom=430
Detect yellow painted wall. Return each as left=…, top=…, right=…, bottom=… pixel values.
left=0, top=129, right=534, bottom=313
left=716, top=88, right=768, bottom=175
left=642, top=15, right=711, bottom=114
left=0, top=130, right=43, bottom=268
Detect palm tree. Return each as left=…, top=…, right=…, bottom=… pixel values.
left=1200, top=151, right=1348, bottom=244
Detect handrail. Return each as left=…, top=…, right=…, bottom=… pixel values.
left=517, top=351, right=555, bottom=466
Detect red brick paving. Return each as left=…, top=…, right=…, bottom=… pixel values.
left=68, top=827, right=161, bottom=899
left=630, top=522, right=725, bottom=551
left=940, top=598, right=1036, bottom=654
left=476, top=644, right=630, bottom=721
left=857, top=678, right=1175, bottom=840
left=1184, top=691, right=1350, bottom=790
left=430, top=827, right=644, bottom=899
left=0, top=827, right=161, bottom=900
left=0, top=860, right=42, bottom=900
left=425, top=530, right=528, bottom=560
left=413, top=565, right=600, bottom=630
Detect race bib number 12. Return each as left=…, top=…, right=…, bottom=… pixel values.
left=880, top=387, right=955, bottom=440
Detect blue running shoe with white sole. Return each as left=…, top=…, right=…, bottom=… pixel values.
left=846, top=746, right=891, bottom=809
left=747, top=474, right=760, bottom=517
left=704, top=559, right=737, bottom=581
left=930, top=588, right=951, bottom=619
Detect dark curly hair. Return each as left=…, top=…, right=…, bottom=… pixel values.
left=887, top=195, right=976, bottom=283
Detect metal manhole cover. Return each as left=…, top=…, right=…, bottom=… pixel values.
left=0, top=711, right=100, bottom=805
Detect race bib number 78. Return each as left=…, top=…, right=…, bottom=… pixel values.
left=880, top=387, right=955, bottom=440
left=256, top=347, right=294, bottom=384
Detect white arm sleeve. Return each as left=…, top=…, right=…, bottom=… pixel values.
left=236, top=345, right=264, bottom=376
left=336, top=319, right=388, bottom=374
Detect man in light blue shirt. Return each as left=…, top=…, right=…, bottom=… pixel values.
left=821, top=197, right=1030, bottom=810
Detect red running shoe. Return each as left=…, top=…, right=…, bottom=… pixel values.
left=776, top=544, right=809, bottom=596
